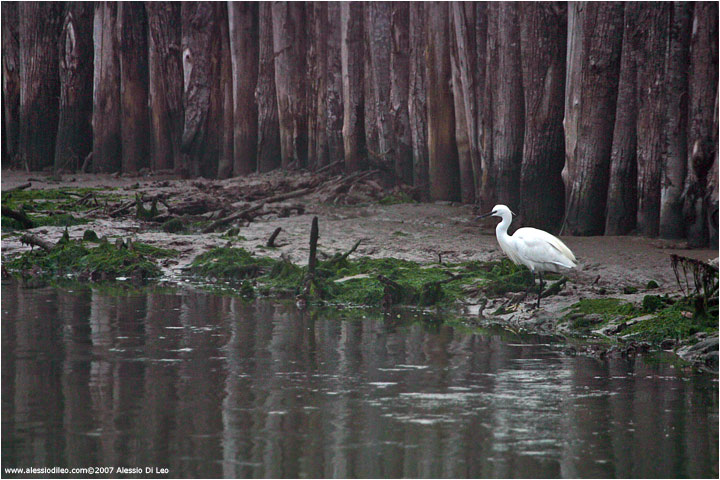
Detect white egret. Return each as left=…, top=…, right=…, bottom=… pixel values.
left=478, top=204, right=577, bottom=308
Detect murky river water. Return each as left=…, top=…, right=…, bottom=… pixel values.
left=2, top=283, right=718, bottom=478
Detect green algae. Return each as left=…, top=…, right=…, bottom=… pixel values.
left=378, top=191, right=415, bottom=205
left=1, top=187, right=119, bottom=231
left=5, top=236, right=177, bottom=284
left=186, top=248, right=557, bottom=309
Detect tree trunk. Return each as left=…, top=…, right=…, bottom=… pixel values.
left=92, top=2, right=121, bottom=173
left=519, top=3, right=566, bottom=232
left=491, top=3, right=524, bottom=210
left=562, top=2, right=624, bottom=235
left=475, top=4, right=489, bottom=205
left=363, top=4, right=378, bottom=160
left=2, top=1, right=20, bottom=166
left=682, top=2, right=718, bottom=246
left=217, top=3, right=234, bottom=179
left=256, top=2, right=281, bottom=173
left=146, top=2, right=183, bottom=172
left=368, top=2, right=393, bottom=180
left=54, top=2, right=93, bottom=173
left=117, top=3, right=150, bottom=174
left=409, top=3, right=428, bottom=197
left=390, top=2, right=413, bottom=185
left=605, top=3, right=640, bottom=235
left=180, top=2, right=222, bottom=178
left=479, top=3, right=497, bottom=210
left=272, top=1, right=307, bottom=169
left=307, top=3, right=328, bottom=169
left=659, top=2, right=692, bottom=238
left=636, top=4, right=670, bottom=237
left=451, top=3, right=481, bottom=204
left=326, top=2, right=344, bottom=165
left=228, top=2, right=258, bottom=176
left=450, top=16, right=474, bottom=204
left=341, top=2, right=366, bottom=172
left=706, top=90, right=719, bottom=246
left=18, top=2, right=62, bottom=171
left=425, top=2, right=460, bottom=201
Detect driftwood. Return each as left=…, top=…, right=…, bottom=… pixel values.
left=315, top=159, right=343, bottom=175
left=303, top=216, right=320, bottom=296
left=326, top=239, right=362, bottom=266
left=266, top=227, right=282, bottom=247
left=20, top=233, right=54, bottom=251
left=2, top=206, right=35, bottom=229
left=7, top=182, right=31, bottom=192
left=202, top=186, right=316, bottom=233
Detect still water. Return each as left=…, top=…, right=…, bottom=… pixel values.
left=2, top=283, right=718, bottom=478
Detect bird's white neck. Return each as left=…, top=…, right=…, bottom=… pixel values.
left=495, top=213, right=513, bottom=242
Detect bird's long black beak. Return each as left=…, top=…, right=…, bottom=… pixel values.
left=476, top=211, right=494, bottom=220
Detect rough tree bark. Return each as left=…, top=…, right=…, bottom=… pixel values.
left=217, top=3, right=234, bottom=179
left=659, top=2, right=692, bottom=238
left=146, top=2, right=183, bottom=172
left=307, top=3, right=328, bottom=169
left=409, top=3, right=428, bottom=197
left=390, top=2, right=413, bottom=185
left=562, top=2, right=624, bottom=235
left=18, top=2, right=63, bottom=171
left=451, top=3, right=481, bottom=204
left=180, top=2, right=222, bottom=178
left=635, top=4, right=670, bottom=237
left=363, top=4, right=378, bottom=160
left=326, top=2, right=344, bottom=165
left=605, top=3, right=640, bottom=235
left=272, top=1, right=307, bottom=169
left=2, top=1, right=20, bottom=166
left=682, top=2, right=719, bottom=246
left=54, top=2, right=93, bottom=173
left=228, top=2, right=258, bottom=176
left=479, top=3, right=497, bottom=210
left=519, top=2, right=566, bottom=232
left=117, top=2, right=150, bottom=173
left=707, top=91, right=719, bottom=246
left=425, top=2, right=460, bottom=201
left=450, top=17, right=474, bottom=204
left=491, top=3, right=524, bottom=210
left=367, top=2, right=393, bottom=179
left=92, top=2, right=121, bottom=173
left=474, top=4, right=489, bottom=205
left=341, top=2, right=366, bottom=172
left=256, top=2, right=281, bottom=173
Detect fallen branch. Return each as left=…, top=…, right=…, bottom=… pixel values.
left=326, top=239, right=362, bottom=266
left=266, top=227, right=282, bottom=247
left=7, top=182, right=31, bottom=192
left=202, top=187, right=315, bottom=233
left=315, top=160, right=342, bottom=175
left=20, top=233, right=54, bottom=251
left=108, top=201, right=134, bottom=217
left=303, top=216, right=320, bottom=296
left=2, top=206, right=35, bottom=229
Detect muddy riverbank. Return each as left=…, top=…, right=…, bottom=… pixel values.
left=2, top=170, right=717, bottom=369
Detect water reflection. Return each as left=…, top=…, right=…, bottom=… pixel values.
left=2, top=283, right=718, bottom=478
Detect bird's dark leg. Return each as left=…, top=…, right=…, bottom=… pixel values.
left=536, top=272, right=545, bottom=309
left=526, top=271, right=536, bottom=298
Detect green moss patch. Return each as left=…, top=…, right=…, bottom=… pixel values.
left=1, top=187, right=119, bottom=231
left=5, top=237, right=177, bottom=284
left=186, top=249, right=562, bottom=308
left=378, top=191, right=415, bottom=205
left=623, top=298, right=718, bottom=343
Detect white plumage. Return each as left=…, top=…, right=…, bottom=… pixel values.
left=480, top=204, right=577, bottom=307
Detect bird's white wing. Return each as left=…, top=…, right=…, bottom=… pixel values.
left=513, top=227, right=577, bottom=269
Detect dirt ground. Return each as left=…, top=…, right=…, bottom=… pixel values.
left=2, top=169, right=718, bottom=321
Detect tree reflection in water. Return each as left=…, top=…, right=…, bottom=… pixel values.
left=2, top=283, right=718, bottom=478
